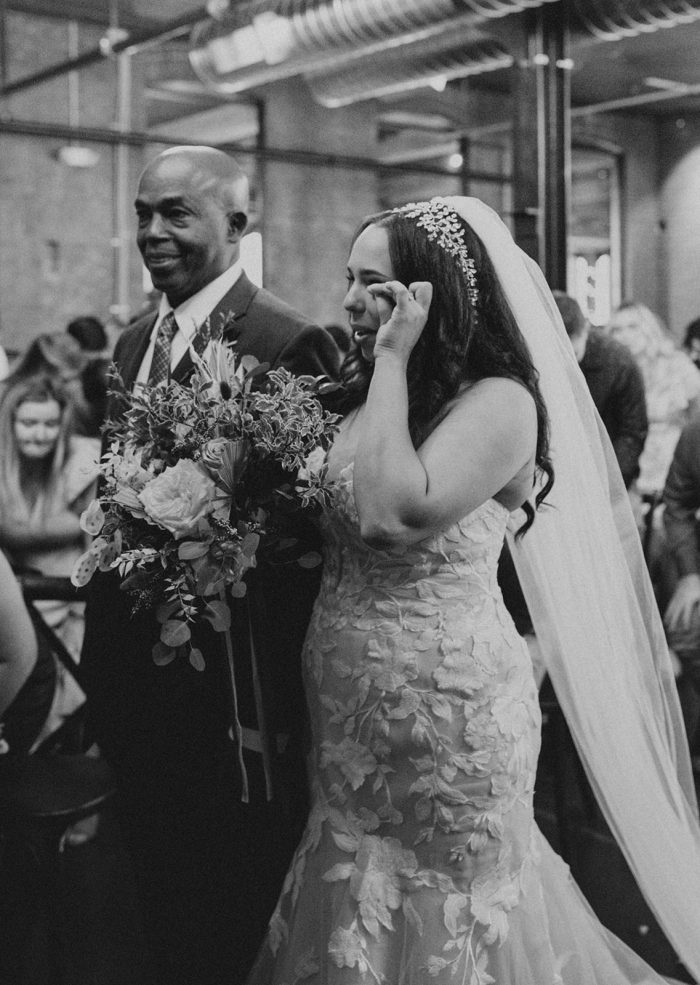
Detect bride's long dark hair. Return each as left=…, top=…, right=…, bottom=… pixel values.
left=338, top=207, right=554, bottom=534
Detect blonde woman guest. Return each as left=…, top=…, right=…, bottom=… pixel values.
left=0, top=375, right=99, bottom=735
left=608, top=301, right=700, bottom=499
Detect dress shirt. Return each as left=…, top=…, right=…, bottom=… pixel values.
left=136, top=260, right=243, bottom=386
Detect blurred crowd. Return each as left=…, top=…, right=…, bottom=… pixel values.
left=0, top=315, right=113, bottom=759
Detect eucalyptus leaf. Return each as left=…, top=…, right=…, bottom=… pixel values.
left=189, top=647, right=206, bottom=672
left=178, top=540, right=211, bottom=560
left=152, top=642, right=176, bottom=666
left=297, top=551, right=322, bottom=569
left=203, top=600, right=231, bottom=632
left=156, top=599, right=181, bottom=623
left=161, top=619, right=191, bottom=647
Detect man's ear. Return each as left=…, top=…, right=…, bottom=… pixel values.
left=228, top=211, right=248, bottom=239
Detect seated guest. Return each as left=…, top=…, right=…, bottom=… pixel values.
left=553, top=291, right=648, bottom=488
left=607, top=300, right=700, bottom=498
left=3, top=331, right=97, bottom=436
left=0, top=550, right=56, bottom=756
left=663, top=415, right=700, bottom=769
left=683, top=315, right=700, bottom=371
left=0, top=375, right=99, bottom=738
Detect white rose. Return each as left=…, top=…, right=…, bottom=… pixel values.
left=138, top=458, right=216, bottom=539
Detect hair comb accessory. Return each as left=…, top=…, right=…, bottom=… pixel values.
left=393, top=198, right=480, bottom=307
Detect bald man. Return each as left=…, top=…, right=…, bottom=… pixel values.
left=81, top=147, right=339, bottom=985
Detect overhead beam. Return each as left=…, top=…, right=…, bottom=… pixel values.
left=4, top=0, right=155, bottom=29
left=0, top=116, right=508, bottom=182
left=0, top=7, right=206, bottom=96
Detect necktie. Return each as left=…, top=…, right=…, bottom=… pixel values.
left=147, top=312, right=178, bottom=385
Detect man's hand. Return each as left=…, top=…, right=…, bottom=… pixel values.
left=665, top=573, right=700, bottom=635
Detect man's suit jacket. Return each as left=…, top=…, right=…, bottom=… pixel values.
left=81, top=272, right=339, bottom=812
left=664, top=414, right=700, bottom=580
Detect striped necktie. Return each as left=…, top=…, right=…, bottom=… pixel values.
left=147, top=312, right=178, bottom=385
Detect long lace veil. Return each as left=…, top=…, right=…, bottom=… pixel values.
left=443, top=196, right=700, bottom=981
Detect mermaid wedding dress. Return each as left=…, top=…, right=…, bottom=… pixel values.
left=246, top=410, right=671, bottom=985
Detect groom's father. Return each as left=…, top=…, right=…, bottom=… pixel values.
left=81, top=146, right=338, bottom=985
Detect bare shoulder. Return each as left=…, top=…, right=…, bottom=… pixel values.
left=449, top=376, right=537, bottom=434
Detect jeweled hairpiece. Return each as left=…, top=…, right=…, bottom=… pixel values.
left=392, top=198, right=480, bottom=307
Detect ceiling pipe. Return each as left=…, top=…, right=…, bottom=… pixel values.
left=306, top=39, right=513, bottom=108
left=188, top=0, right=556, bottom=96
left=0, top=8, right=207, bottom=97
left=571, top=0, right=700, bottom=40
left=572, top=79, right=700, bottom=116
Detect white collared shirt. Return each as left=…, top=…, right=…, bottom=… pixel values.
left=135, top=260, right=244, bottom=386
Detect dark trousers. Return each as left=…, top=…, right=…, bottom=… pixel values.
left=81, top=571, right=311, bottom=984
left=110, top=741, right=307, bottom=985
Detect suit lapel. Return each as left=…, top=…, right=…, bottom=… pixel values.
left=171, top=273, right=259, bottom=383
left=121, top=314, right=157, bottom=390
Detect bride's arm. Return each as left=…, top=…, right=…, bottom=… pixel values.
left=353, top=281, right=537, bottom=549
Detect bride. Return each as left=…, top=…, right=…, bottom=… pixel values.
left=245, top=197, right=700, bottom=984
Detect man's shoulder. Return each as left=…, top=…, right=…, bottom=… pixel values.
left=587, top=330, right=634, bottom=364
left=246, top=283, right=318, bottom=333
left=584, top=330, right=642, bottom=381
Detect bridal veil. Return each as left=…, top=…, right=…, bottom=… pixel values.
left=444, top=196, right=700, bottom=982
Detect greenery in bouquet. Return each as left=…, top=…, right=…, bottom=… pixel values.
left=71, top=338, right=339, bottom=670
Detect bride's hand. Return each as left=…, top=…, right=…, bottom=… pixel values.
left=368, top=280, right=433, bottom=363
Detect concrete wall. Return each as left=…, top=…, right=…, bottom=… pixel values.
left=0, top=12, right=147, bottom=352
left=574, top=112, right=662, bottom=322
left=258, top=77, right=379, bottom=330
left=658, top=115, right=700, bottom=340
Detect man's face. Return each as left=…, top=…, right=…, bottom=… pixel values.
left=135, top=157, right=239, bottom=308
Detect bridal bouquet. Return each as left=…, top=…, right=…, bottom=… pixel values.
left=71, top=338, right=339, bottom=672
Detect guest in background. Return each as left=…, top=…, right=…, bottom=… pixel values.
left=0, top=331, right=9, bottom=383
left=682, top=315, right=700, bottom=370
left=0, top=549, right=55, bottom=756
left=66, top=316, right=112, bottom=437
left=607, top=301, right=700, bottom=498
left=554, top=291, right=647, bottom=488
left=6, top=331, right=86, bottom=388
left=66, top=315, right=108, bottom=355
left=0, top=375, right=98, bottom=738
left=662, top=416, right=700, bottom=769
left=3, top=331, right=97, bottom=435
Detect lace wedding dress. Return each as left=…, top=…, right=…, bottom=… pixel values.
left=246, top=411, right=670, bottom=985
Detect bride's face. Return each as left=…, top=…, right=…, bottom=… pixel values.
left=343, top=224, right=394, bottom=363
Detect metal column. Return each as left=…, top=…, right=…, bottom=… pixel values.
left=512, top=2, right=571, bottom=289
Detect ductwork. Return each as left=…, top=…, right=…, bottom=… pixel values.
left=189, top=0, right=555, bottom=96
left=187, top=0, right=700, bottom=107
left=572, top=0, right=700, bottom=40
